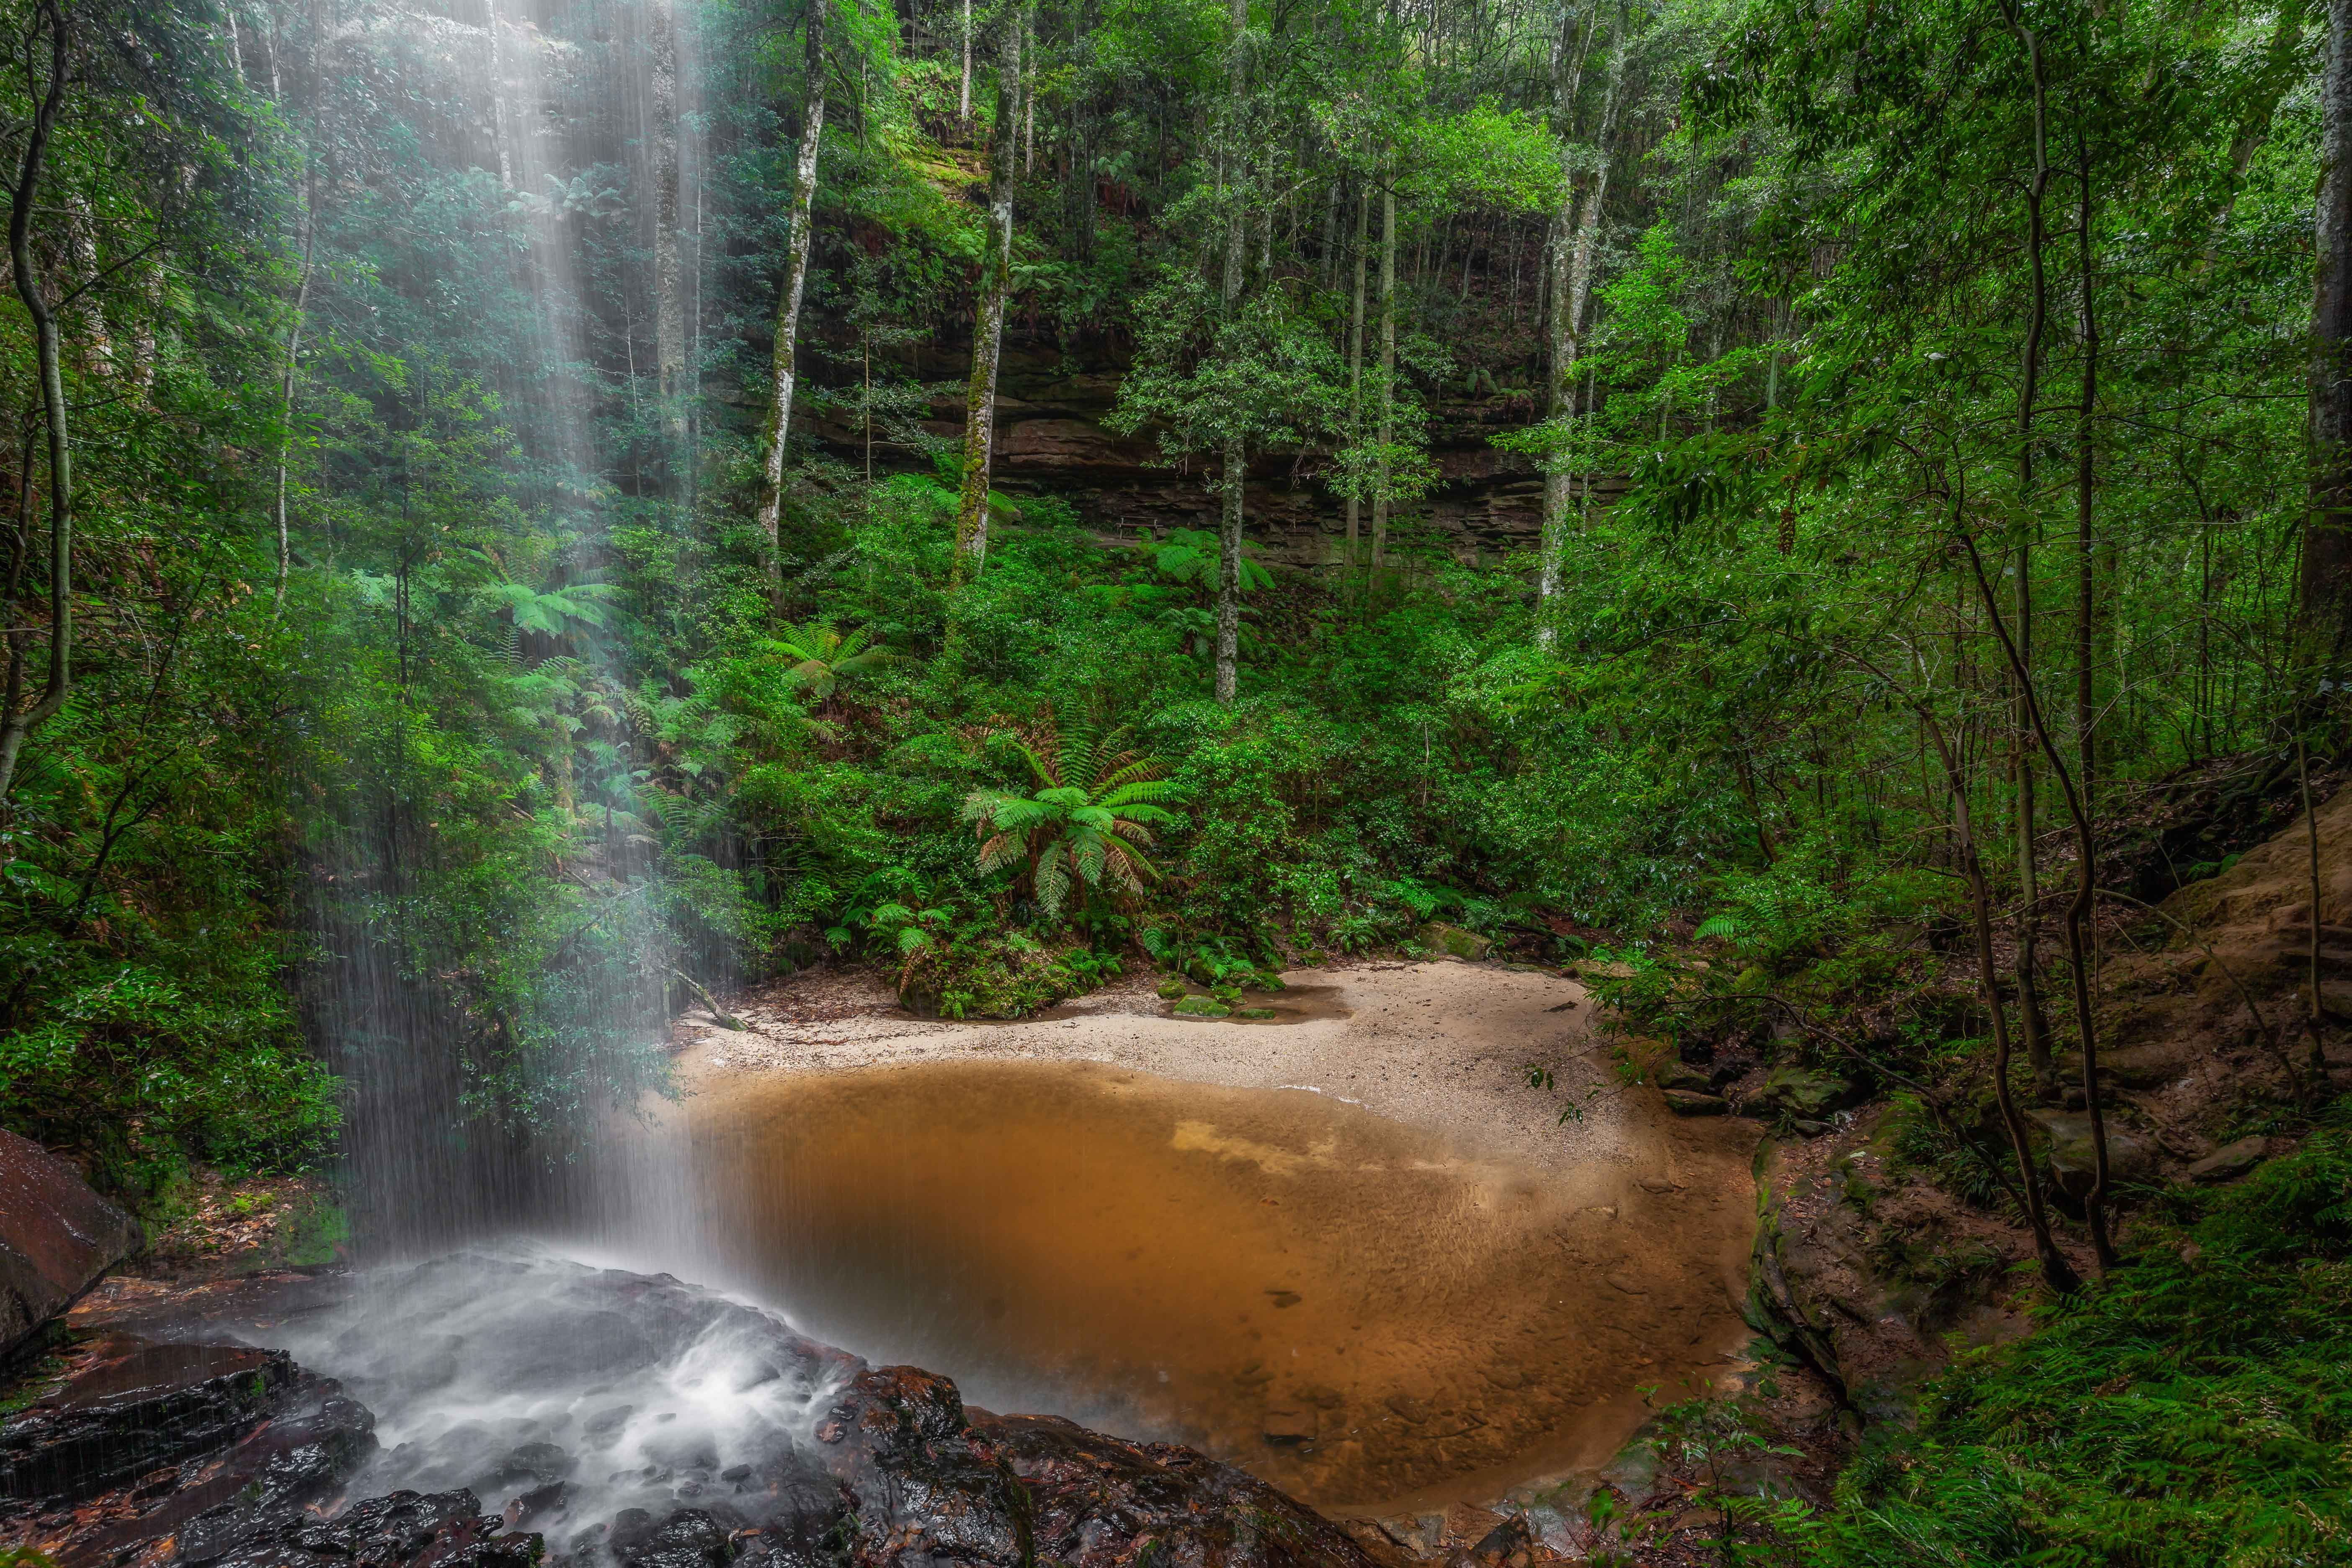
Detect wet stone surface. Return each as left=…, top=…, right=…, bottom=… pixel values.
left=0, top=1128, right=143, bottom=1359
left=4, top=1257, right=1387, bottom=1568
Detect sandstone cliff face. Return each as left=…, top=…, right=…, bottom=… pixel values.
left=806, top=334, right=1625, bottom=568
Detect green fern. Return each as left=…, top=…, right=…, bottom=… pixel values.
left=962, top=714, right=1183, bottom=920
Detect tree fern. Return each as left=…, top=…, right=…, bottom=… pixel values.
left=962, top=714, right=1183, bottom=920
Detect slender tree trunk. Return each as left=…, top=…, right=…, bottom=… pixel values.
left=1214, top=0, right=1248, bottom=704
left=1919, top=701, right=2081, bottom=1295
left=952, top=5, right=1022, bottom=584
left=1344, top=184, right=1368, bottom=577
left=2075, top=125, right=2099, bottom=814
left=0, top=0, right=71, bottom=807
left=2308, top=0, right=2352, bottom=635
left=960, top=0, right=973, bottom=120
left=651, top=0, right=686, bottom=444
left=2302, top=735, right=2332, bottom=1096
left=274, top=152, right=318, bottom=616
left=1535, top=0, right=1597, bottom=651
left=2009, top=8, right=2054, bottom=1101
left=1370, top=170, right=1396, bottom=573
left=486, top=0, right=515, bottom=188
left=757, top=0, right=828, bottom=562
left=1961, top=526, right=2119, bottom=1274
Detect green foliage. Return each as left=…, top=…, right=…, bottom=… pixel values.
left=964, top=714, right=1183, bottom=920
left=1816, top=1112, right=2352, bottom=1567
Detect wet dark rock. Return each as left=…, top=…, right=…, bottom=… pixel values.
left=0, top=1128, right=143, bottom=1359
left=619, top=1507, right=732, bottom=1568
left=23, top=1259, right=1380, bottom=1568
left=1, top=1337, right=296, bottom=1504
left=969, top=1412, right=1381, bottom=1568
left=189, top=1487, right=540, bottom=1568
left=0, top=1351, right=376, bottom=1567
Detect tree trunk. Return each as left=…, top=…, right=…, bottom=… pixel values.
left=756, top=0, right=828, bottom=562
left=486, top=0, right=515, bottom=188
left=1213, top=0, right=1248, bottom=704
left=2075, top=124, right=2099, bottom=815
left=960, top=0, right=973, bottom=120
left=2008, top=7, right=2054, bottom=1101
left=952, top=5, right=1023, bottom=584
left=1537, top=10, right=1625, bottom=643
left=0, top=0, right=72, bottom=807
left=650, top=0, right=686, bottom=444
left=2309, top=0, right=2352, bottom=637
left=274, top=152, right=318, bottom=615
left=1344, top=183, right=1368, bottom=577
left=1535, top=0, right=1598, bottom=651
left=1370, top=171, right=1396, bottom=573
left=1919, top=700, right=2081, bottom=1295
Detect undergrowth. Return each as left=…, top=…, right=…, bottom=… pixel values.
left=1810, top=1104, right=2352, bottom=1566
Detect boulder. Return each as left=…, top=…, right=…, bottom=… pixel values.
left=1755, top=1067, right=1854, bottom=1120
left=23, top=1259, right=1382, bottom=1568
left=2029, top=1111, right=2156, bottom=1197
left=1419, top=923, right=1493, bottom=962
left=2091, top=1042, right=2193, bottom=1090
left=2185, top=1135, right=2269, bottom=1184
left=1662, top=1089, right=1728, bottom=1117
left=975, top=1413, right=1380, bottom=1568
left=1173, top=994, right=1232, bottom=1018
left=0, top=1127, right=142, bottom=1358
left=1655, top=1060, right=1715, bottom=1094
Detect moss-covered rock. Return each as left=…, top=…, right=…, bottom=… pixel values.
left=1171, top=994, right=1232, bottom=1018
left=1758, top=1066, right=1854, bottom=1120
left=1418, top=922, right=1493, bottom=961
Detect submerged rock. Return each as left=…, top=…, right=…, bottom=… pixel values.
left=0, top=1128, right=143, bottom=1359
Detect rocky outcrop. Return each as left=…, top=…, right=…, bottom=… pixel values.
left=812, top=1360, right=1379, bottom=1568
left=1741, top=1115, right=2016, bottom=1421
left=807, top=337, right=1625, bottom=569
left=6, top=1261, right=1382, bottom=1568
left=0, top=1330, right=379, bottom=1566
left=0, top=1128, right=142, bottom=1359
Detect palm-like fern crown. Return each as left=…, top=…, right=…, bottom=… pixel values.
left=962, top=713, right=1182, bottom=918
left=768, top=621, right=888, bottom=701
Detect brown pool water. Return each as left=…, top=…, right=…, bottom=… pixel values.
left=688, top=1060, right=1749, bottom=1513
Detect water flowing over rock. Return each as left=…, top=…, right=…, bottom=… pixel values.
left=5, top=1255, right=1381, bottom=1568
